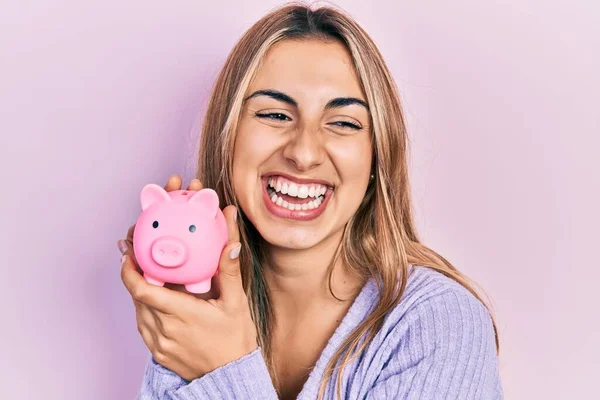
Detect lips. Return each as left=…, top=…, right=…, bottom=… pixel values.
left=261, top=174, right=333, bottom=221
left=261, top=171, right=333, bottom=187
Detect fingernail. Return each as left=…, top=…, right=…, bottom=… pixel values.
left=234, top=212, right=237, bottom=222
left=121, top=254, right=128, bottom=265
left=117, top=239, right=129, bottom=255
left=229, top=245, right=241, bottom=259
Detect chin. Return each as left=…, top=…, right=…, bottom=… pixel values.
left=258, top=227, right=328, bottom=250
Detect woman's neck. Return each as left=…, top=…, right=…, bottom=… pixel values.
left=261, top=229, right=364, bottom=319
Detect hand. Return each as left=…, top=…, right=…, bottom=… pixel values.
left=118, top=174, right=258, bottom=381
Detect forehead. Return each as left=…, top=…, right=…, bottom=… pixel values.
left=248, top=39, right=365, bottom=99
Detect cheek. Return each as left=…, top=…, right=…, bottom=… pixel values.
left=232, top=121, right=278, bottom=199
left=327, top=137, right=372, bottom=183
left=234, top=118, right=285, bottom=168
left=232, top=126, right=256, bottom=185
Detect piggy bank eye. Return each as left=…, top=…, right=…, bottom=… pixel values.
left=189, top=225, right=196, bottom=233
left=152, top=221, right=159, bottom=228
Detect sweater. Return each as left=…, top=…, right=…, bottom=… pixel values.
left=135, top=265, right=504, bottom=399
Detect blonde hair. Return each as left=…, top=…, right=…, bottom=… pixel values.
left=196, top=2, right=500, bottom=399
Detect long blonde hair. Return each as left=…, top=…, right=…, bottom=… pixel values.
left=196, top=2, right=500, bottom=399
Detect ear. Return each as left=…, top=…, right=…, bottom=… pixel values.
left=140, top=184, right=171, bottom=211
left=189, top=188, right=220, bottom=218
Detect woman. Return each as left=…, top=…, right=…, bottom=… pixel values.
left=119, top=3, right=503, bottom=399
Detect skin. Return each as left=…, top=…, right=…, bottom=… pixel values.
left=119, top=39, right=373, bottom=399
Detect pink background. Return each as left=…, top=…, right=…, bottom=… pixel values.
left=1, top=0, right=597, bottom=398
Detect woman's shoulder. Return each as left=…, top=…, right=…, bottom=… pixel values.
left=348, top=265, right=502, bottom=398
left=363, top=265, right=497, bottom=352
left=341, top=269, right=504, bottom=400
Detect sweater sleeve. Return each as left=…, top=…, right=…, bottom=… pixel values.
left=365, top=289, right=504, bottom=400
left=136, top=348, right=279, bottom=400
left=136, top=354, right=187, bottom=399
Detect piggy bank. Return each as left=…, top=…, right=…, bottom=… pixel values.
left=132, top=183, right=228, bottom=293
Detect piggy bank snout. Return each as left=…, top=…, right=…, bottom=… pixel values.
left=151, top=237, right=189, bottom=268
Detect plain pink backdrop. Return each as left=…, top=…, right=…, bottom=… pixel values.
left=1, top=0, right=597, bottom=399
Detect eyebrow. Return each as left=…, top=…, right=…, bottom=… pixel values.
left=243, top=89, right=370, bottom=112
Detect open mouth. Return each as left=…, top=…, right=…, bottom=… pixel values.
left=266, top=177, right=328, bottom=210
left=261, top=174, right=333, bottom=221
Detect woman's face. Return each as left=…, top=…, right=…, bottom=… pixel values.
left=232, top=39, right=373, bottom=250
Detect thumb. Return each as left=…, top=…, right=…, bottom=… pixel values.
left=215, top=205, right=244, bottom=307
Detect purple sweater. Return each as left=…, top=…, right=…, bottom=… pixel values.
left=135, top=266, right=504, bottom=399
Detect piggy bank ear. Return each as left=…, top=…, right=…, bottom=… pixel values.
left=140, top=184, right=171, bottom=211
left=189, top=188, right=220, bottom=217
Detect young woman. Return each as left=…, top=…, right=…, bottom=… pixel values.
left=119, top=3, right=503, bottom=399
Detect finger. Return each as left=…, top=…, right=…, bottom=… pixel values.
left=134, top=299, right=159, bottom=350
left=215, top=241, right=243, bottom=307
left=139, top=303, right=169, bottom=342
left=121, top=224, right=136, bottom=273
left=137, top=288, right=180, bottom=345
left=214, top=206, right=244, bottom=306
left=223, top=205, right=240, bottom=244
left=126, top=223, right=135, bottom=244
left=117, top=238, right=129, bottom=255
left=186, top=178, right=203, bottom=191
left=136, top=302, right=159, bottom=338
left=164, top=174, right=182, bottom=192
left=117, top=239, right=142, bottom=274
left=137, top=300, right=172, bottom=369
left=137, top=320, right=156, bottom=355
left=121, top=254, right=200, bottom=315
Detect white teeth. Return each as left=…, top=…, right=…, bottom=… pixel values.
left=267, top=176, right=329, bottom=199
left=268, top=192, right=325, bottom=212
left=288, top=183, right=299, bottom=197
left=298, top=186, right=308, bottom=199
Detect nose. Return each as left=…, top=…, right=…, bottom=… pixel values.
left=151, top=237, right=189, bottom=268
left=282, top=127, right=326, bottom=172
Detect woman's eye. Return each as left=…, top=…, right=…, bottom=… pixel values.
left=255, top=112, right=291, bottom=121
left=331, top=121, right=362, bottom=130
left=255, top=112, right=361, bottom=131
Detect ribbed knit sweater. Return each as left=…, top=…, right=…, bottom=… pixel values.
left=136, top=265, right=504, bottom=399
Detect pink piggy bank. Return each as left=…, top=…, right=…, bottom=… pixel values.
left=132, top=183, right=228, bottom=293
